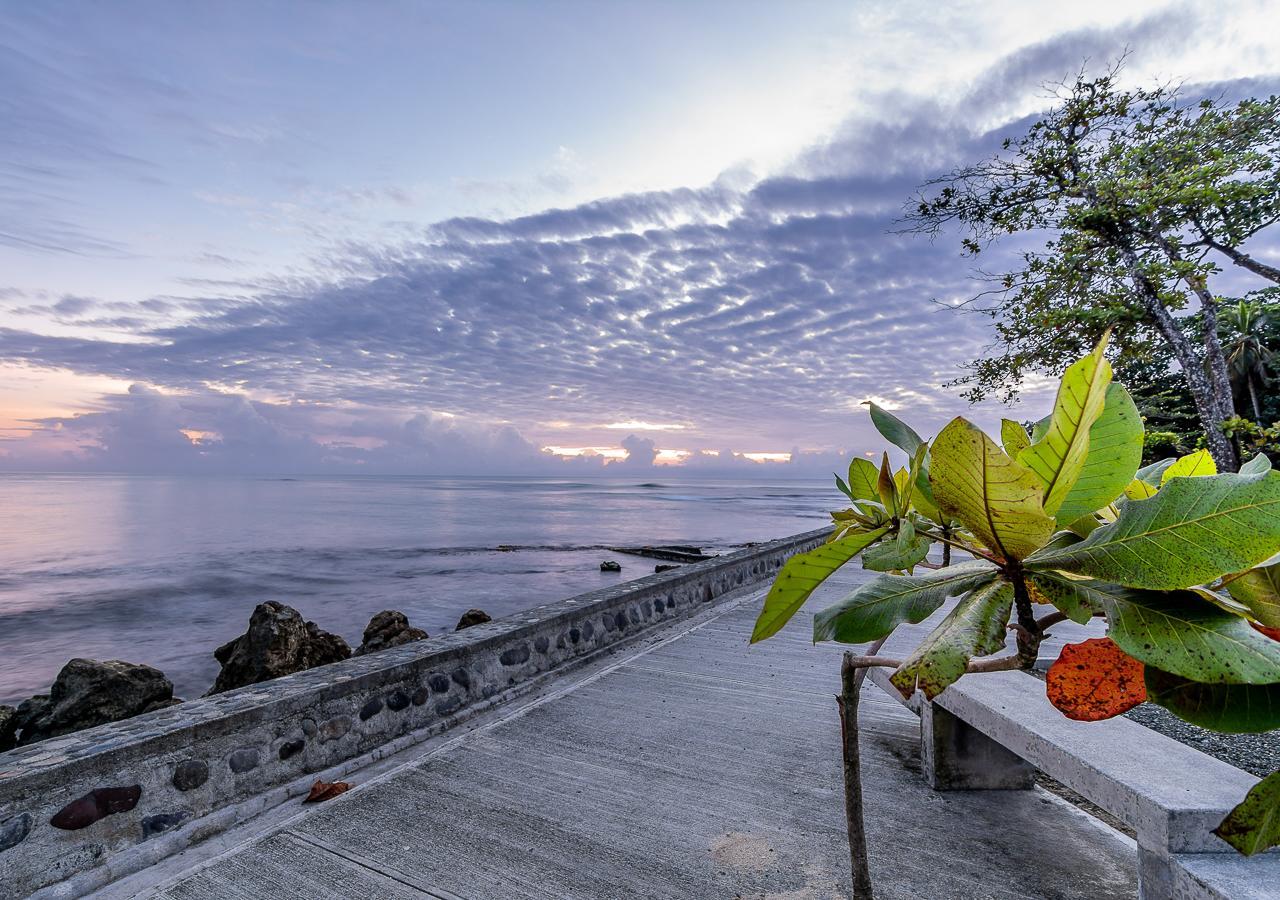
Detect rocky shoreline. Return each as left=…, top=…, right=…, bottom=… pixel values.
left=0, top=602, right=492, bottom=752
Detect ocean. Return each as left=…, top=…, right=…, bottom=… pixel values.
left=0, top=474, right=835, bottom=704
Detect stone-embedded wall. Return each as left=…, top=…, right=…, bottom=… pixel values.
left=0, top=528, right=827, bottom=898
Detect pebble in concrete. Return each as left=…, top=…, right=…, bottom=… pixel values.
left=51, top=785, right=142, bottom=830
left=318, top=716, right=352, bottom=743
left=451, top=669, right=471, bottom=690
left=534, top=636, right=550, bottom=654
left=435, top=696, right=463, bottom=716
left=172, top=760, right=208, bottom=792
left=278, top=739, right=305, bottom=761
left=141, top=812, right=187, bottom=840
left=228, top=749, right=259, bottom=774
left=386, top=690, right=411, bottom=712
left=569, top=627, right=581, bottom=643
left=0, top=813, right=32, bottom=853
left=301, top=718, right=317, bottom=737
left=411, top=687, right=429, bottom=706
left=359, top=698, right=384, bottom=721
left=583, top=621, right=595, bottom=640
left=428, top=673, right=451, bottom=693
left=500, top=644, right=530, bottom=666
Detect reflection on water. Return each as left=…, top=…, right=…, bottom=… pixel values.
left=0, top=475, right=834, bottom=702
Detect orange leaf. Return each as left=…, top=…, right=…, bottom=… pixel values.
left=1251, top=622, right=1280, bottom=642
left=1046, top=637, right=1146, bottom=721
left=303, top=780, right=351, bottom=803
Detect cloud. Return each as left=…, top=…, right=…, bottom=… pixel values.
left=2, top=9, right=1278, bottom=474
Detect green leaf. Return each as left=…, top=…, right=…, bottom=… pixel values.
left=750, top=527, right=890, bottom=643
left=1001, top=419, right=1031, bottom=457
left=876, top=453, right=898, bottom=517
left=1026, top=470, right=1280, bottom=590
left=1162, top=448, right=1217, bottom=482
left=1017, top=334, right=1112, bottom=517
left=835, top=474, right=852, bottom=500
left=930, top=416, right=1055, bottom=562
left=1241, top=453, right=1273, bottom=476
left=868, top=402, right=924, bottom=455
left=1026, top=571, right=1105, bottom=625
left=1123, top=478, right=1158, bottom=500
left=1031, top=414, right=1051, bottom=443
left=1215, top=770, right=1280, bottom=855
left=1146, top=668, right=1280, bottom=733
left=1052, top=384, right=1143, bottom=523
left=847, top=457, right=879, bottom=502
left=1101, top=587, right=1280, bottom=684
left=1135, top=457, right=1177, bottom=486
left=862, top=524, right=932, bottom=572
left=815, top=561, right=998, bottom=644
left=1227, top=562, right=1280, bottom=629
left=890, top=578, right=1014, bottom=699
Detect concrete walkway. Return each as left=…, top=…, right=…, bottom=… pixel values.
left=111, top=573, right=1138, bottom=900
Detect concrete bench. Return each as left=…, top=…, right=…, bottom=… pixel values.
left=862, top=607, right=1280, bottom=900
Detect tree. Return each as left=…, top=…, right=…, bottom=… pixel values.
left=752, top=335, right=1280, bottom=892
left=908, top=65, right=1280, bottom=470
left=1220, top=299, right=1276, bottom=420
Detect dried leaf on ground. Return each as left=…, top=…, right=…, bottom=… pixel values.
left=304, top=780, right=351, bottom=803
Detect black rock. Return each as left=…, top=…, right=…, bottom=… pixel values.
left=228, top=748, right=259, bottom=774
left=428, top=673, right=451, bottom=693
left=500, top=644, right=530, bottom=666
left=0, top=706, right=16, bottom=753
left=355, top=610, right=427, bottom=656
left=51, top=785, right=142, bottom=830
left=14, top=659, right=174, bottom=746
left=141, top=811, right=188, bottom=840
left=0, top=813, right=32, bottom=853
left=359, top=697, right=384, bottom=721
left=278, top=738, right=305, bottom=760
left=455, top=608, right=492, bottom=630
left=172, top=759, right=208, bottom=791
left=600, top=560, right=622, bottom=572
left=655, top=564, right=679, bottom=573
left=385, top=690, right=410, bottom=712
left=207, top=602, right=351, bottom=695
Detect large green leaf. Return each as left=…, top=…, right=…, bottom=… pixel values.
left=1227, top=562, right=1280, bottom=629
left=1102, top=587, right=1280, bottom=684
left=1146, top=668, right=1280, bottom=733
left=1017, top=335, right=1112, bottom=517
left=750, top=527, right=890, bottom=643
left=1052, top=384, right=1143, bottom=523
left=1026, top=470, right=1280, bottom=590
left=1001, top=419, right=1031, bottom=457
left=889, top=578, right=1013, bottom=699
left=1215, top=770, right=1280, bottom=855
left=1161, top=449, right=1216, bottom=482
left=1025, top=571, right=1105, bottom=625
left=868, top=402, right=924, bottom=455
left=814, top=561, right=998, bottom=644
left=931, top=416, right=1055, bottom=562
left=847, top=457, right=879, bottom=502
left=862, top=523, right=932, bottom=572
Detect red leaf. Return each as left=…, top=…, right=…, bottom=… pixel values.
left=1251, top=622, right=1280, bottom=642
left=1046, top=637, right=1146, bottom=721
left=303, top=780, right=351, bottom=803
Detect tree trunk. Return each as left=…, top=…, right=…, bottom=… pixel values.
left=1207, top=239, right=1280, bottom=286
left=838, top=653, right=875, bottom=899
left=1249, top=375, right=1263, bottom=421
left=1118, top=246, right=1239, bottom=470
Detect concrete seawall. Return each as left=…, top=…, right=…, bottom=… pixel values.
left=0, top=528, right=827, bottom=898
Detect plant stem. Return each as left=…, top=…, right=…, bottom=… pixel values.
left=841, top=654, right=1024, bottom=674
left=941, top=525, right=953, bottom=568
left=1010, top=573, right=1042, bottom=669
left=839, top=652, right=875, bottom=899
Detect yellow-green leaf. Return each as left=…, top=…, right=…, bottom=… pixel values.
left=1017, top=333, right=1112, bottom=517
left=750, top=527, right=890, bottom=643
left=931, top=416, right=1055, bottom=562
left=1124, top=478, right=1158, bottom=500
left=1162, top=449, right=1216, bottom=483
left=1001, top=419, right=1031, bottom=457
left=1052, top=384, right=1143, bottom=522
left=1228, top=562, right=1280, bottom=629
left=847, top=457, right=879, bottom=502
left=1215, top=770, right=1280, bottom=855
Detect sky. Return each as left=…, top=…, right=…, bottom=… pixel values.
left=1, top=0, right=1279, bottom=476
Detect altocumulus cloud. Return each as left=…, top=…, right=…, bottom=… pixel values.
left=2, top=10, right=1276, bottom=476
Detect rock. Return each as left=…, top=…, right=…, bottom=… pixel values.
left=50, top=785, right=142, bottom=830
left=355, top=610, right=427, bottom=656
left=228, top=748, right=259, bottom=774
left=172, top=759, right=208, bottom=791
left=0, top=706, right=17, bottom=753
left=278, top=738, right=305, bottom=760
left=600, top=560, right=622, bottom=572
left=141, top=811, right=187, bottom=840
left=14, top=659, right=174, bottom=746
left=207, top=601, right=351, bottom=695
left=655, top=564, right=679, bottom=573
left=455, top=608, right=492, bottom=630
left=0, top=813, right=32, bottom=853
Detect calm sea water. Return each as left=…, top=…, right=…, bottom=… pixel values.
left=0, top=475, right=834, bottom=704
